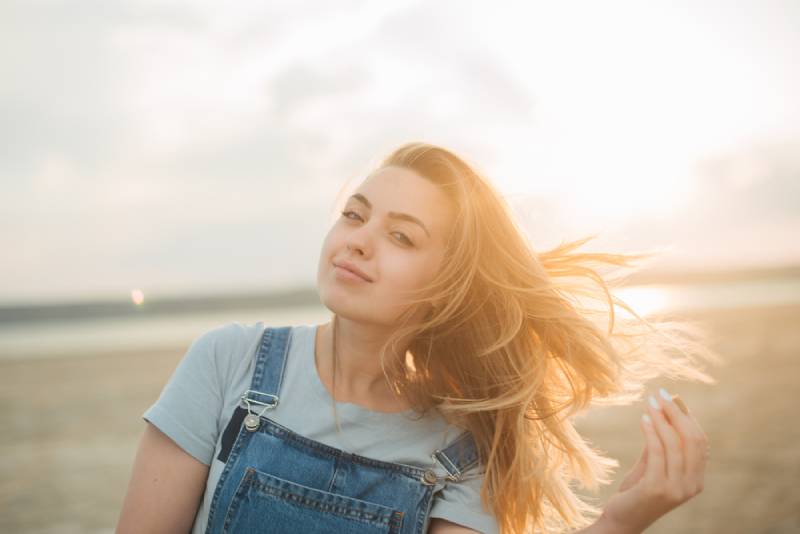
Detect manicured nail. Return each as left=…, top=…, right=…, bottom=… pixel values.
left=642, top=414, right=652, bottom=424
left=659, top=387, right=673, bottom=402
left=648, top=395, right=660, bottom=410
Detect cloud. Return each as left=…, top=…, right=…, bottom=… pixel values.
left=693, top=139, right=800, bottom=219
left=1, top=0, right=798, bottom=303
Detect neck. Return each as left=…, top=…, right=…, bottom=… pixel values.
left=315, top=316, right=410, bottom=408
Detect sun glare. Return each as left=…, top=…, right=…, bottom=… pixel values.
left=613, top=286, right=671, bottom=318
left=131, top=289, right=145, bottom=305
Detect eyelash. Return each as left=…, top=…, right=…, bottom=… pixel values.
left=340, top=210, right=414, bottom=246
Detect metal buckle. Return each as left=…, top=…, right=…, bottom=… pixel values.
left=240, top=389, right=279, bottom=409
left=240, top=390, right=279, bottom=433
left=430, top=450, right=462, bottom=482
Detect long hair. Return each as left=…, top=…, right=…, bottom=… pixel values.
left=329, top=141, right=722, bottom=533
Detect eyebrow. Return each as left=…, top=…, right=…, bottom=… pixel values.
left=348, top=193, right=431, bottom=238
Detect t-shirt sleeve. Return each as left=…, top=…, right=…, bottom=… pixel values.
left=142, top=323, right=237, bottom=466
left=429, top=465, right=500, bottom=534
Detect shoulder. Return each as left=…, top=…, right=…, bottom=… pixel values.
left=193, top=321, right=269, bottom=360
left=141, top=321, right=270, bottom=465
left=178, top=321, right=271, bottom=386
left=430, top=463, right=499, bottom=534
left=200, top=321, right=306, bottom=377
left=199, top=320, right=263, bottom=347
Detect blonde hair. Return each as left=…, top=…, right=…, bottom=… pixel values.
left=331, top=141, right=722, bottom=533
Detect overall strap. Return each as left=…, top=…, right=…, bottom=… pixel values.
left=431, top=430, right=480, bottom=481
left=240, top=325, right=293, bottom=409
left=217, top=325, right=292, bottom=463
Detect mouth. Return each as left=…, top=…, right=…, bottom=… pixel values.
left=332, top=261, right=373, bottom=282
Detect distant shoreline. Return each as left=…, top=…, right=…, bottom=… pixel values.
left=619, top=262, right=800, bottom=285
left=1, top=262, right=798, bottom=324
left=0, top=301, right=795, bottom=365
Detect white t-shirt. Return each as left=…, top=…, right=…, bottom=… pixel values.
left=142, top=321, right=499, bottom=534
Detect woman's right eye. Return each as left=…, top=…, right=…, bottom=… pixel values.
left=341, top=210, right=362, bottom=221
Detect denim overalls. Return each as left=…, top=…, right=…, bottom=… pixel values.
left=203, top=326, right=483, bottom=534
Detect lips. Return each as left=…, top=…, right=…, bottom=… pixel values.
left=333, top=260, right=373, bottom=282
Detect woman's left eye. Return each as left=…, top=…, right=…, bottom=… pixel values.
left=392, top=232, right=414, bottom=246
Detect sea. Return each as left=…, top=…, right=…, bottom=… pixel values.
left=1, top=276, right=798, bottom=361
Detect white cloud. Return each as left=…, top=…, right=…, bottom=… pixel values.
left=1, top=0, right=798, bottom=303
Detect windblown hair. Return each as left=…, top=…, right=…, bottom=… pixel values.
left=329, top=141, right=722, bottom=534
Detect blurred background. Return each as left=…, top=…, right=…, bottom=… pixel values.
left=1, top=1, right=798, bottom=532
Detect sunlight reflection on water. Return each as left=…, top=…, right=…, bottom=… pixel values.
left=1, top=277, right=798, bottom=359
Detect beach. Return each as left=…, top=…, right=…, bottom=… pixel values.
left=574, top=302, right=800, bottom=533
left=1, top=303, right=798, bottom=533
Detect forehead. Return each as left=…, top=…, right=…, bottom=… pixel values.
left=352, top=166, right=453, bottom=237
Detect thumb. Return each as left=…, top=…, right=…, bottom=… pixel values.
left=618, top=424, right=649, bottom=492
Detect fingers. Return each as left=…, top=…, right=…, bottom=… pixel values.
left=637, top=389, right=709, bottom=512
left=655, top=389, right=709, bottom=496
left=646, top=393, right=684, bottom=488
left=640, top=410, right=665, bottom=488
left=632, top=445, right=647, bottom=476
left=673, top=393, right=709, bottom=443
left=672, top=395, right=689, bottom=415
left=634, top=441, right=647, bottom=469
left=657, top=390, right=707, bottom=443
left=619, top=442, right=647, bottom=492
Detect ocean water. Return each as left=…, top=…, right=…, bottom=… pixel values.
left=1, top=277, right=798, bottom=360
left=0, top=305, right=333, bottom=360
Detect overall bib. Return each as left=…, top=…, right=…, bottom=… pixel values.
left=203, top=326, right=482, bottom=534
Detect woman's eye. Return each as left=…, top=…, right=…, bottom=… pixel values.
left=341, top=210, right=414, bottom=247
left=341, top=210, right=362, bottom=221
left=392, top=232, right=414, bottom=246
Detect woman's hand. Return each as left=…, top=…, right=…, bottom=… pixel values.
left=599, top=388, right=710, bottom=534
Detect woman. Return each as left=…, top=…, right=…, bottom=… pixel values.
left=116, top=142, right=719, bottom=534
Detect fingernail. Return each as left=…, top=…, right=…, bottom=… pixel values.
left=648, top=395, right=660, bottom=410
left=659, top=387, right=673, bottom=402
left=642, top=414, right=652, bottom=424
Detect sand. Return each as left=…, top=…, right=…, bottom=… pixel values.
left=0, top=303, right=798, bottom=533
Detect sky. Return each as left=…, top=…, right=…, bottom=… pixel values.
left=1, top=0, right=799, bottom=305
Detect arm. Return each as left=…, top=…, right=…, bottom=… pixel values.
left=115, top=422, right=210, bottom=534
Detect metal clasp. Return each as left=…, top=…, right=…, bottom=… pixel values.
left=240, top=389, right=279, bottom=409
left=240, top=390, right=279, bottom=432
left=430, top=450, right=462, bottom=482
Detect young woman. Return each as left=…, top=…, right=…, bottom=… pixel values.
left=116, top=142, right=719, bottom=534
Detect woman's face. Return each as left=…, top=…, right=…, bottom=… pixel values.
left=316, top=165, right=454, bottom=325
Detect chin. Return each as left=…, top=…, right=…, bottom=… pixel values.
left=319, top=291, right=386, bottom=325
left=317, top=284, right=353, bottom=314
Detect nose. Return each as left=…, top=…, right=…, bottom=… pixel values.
left=345, top=224, right=372, bottom=257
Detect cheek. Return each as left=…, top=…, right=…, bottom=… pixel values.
left=380, top=253, right=438, bottom=293
left=316, top=231, right=337, bottom=274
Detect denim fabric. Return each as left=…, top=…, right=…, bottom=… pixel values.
left=203, top=326, right=480, bottom=534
